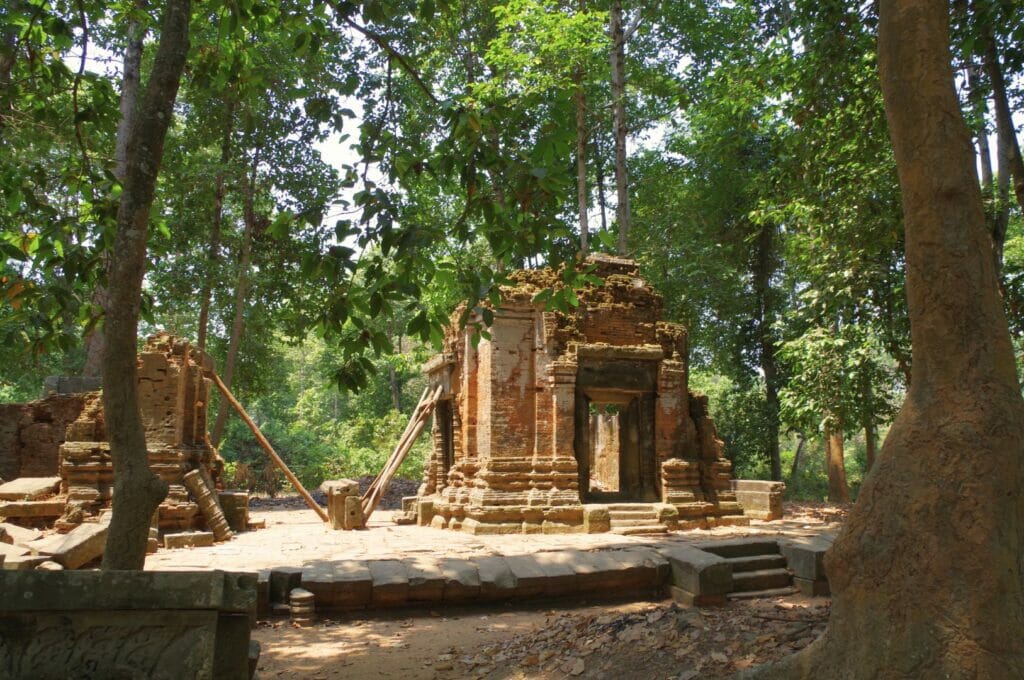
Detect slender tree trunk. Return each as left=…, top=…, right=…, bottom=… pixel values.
left=863, top=420, right=876, bottom=473
left=609, top=0, right=630, bottom=256
left=210, top=149, right=258, bottom=447
left=980, top=16, right=1024, bottom=218
left=754, top=222, right=781, bottom=480
left=788, top=431, right=805, bottom=493
left=575, top=72, right=589, bottom=255
left=83, top=19, right=147, bottom=377
left=824, top=419, right=849, bottom=503
left=966, top=65, right=993, bottom=189
left=743, top=2, right=1024, bottom=675
left=595, top=136, right=608, bottom=233
left=196, top=102, right=235, bottom=356
left=101, top=0, right=191, bottom=571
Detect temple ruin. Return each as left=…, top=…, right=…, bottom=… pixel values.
left=414, top=255, right=753, bottom=535
left=0, top=333, right=250, bottom=568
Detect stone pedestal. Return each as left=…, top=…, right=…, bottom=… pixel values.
left=218, top=491, right=250, bottom=533
left=321, top=479, right=363, bottom=530
left=733, top=479, right=785, bottom=520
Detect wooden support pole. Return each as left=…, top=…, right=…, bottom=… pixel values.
left=361, top=385, right=442, bottom=521
left=210, top=370, right=329, bottom=523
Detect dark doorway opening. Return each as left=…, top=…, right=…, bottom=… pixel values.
left=574, top=358, right=659, bottom=503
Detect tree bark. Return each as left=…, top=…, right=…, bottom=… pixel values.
left=754, top=222, right=781, bottom=481
left=824, top=419, right=849, bottom=503
left=101, top=0, right=191, bottom=571
left=83, top=18, right=146, bottom=377
left=196, top=102, right=235, bottom=356
left=210, top=148, right=258, bottom=447
left=742, top=1, right=1024, bottom=676
left=609, top=0, right=630, bottom=256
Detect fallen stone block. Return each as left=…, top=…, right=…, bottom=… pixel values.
left=2, top=554, right=48, bottom=570
left=0, top=499, right=64, bottom=519
left=35, top=560, right=64, bottom=571
left=301, top=561, right=372, bottom=610
left=164, top=531, right=215, bottom=550
left=368, top=559, right=408, bottom=606
left=0, top=522, right=42, bottom=546
left=0, top=542, right=29, bottom=561
left=0, top=477, right=62, bottom=501
left=26, top=522, right=107, bottom=569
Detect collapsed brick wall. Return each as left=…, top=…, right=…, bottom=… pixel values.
left=0, top=394, right=89, bottom=482
left=58, top=333, right=222, bottom=530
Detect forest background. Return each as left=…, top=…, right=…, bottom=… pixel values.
left=2, top=0, right=1022, bottom=503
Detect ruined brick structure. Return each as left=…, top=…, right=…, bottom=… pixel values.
left=416, top=256, right=746, bottom=534
left=57, top=333, right=224, bottom=532
left=0, top=395, right=89, bottom=483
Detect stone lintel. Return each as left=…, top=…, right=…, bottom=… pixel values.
left=570, top=343, right=664, bottom=361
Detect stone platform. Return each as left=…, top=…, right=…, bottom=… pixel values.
left=144, top=506, right=838, bottom=616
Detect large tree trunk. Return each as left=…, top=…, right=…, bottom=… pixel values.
left=101, top=0, right=191, bottom=571
left=609, top=0, right=630, bottom=256
left=742, top=1, right=1024, bottom=676
left=210, top=150, right=258, bottom=447
left=824, top=419, right=849, bottom=503
left=196, top=103, right=235, bottom=356
left=754, top=222, right=781, bottom=481
left=83, top=19, right=147, bottom=377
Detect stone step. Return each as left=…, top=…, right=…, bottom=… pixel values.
left=607, top=509, right=659, bottom=521
left=609, top=517, right=661, bottom=527
left=610, top=525, right=669, bottom=535
left=726, top=554, right=787, bottom=573
left=732, top=568, right=793, bottom=592
left=727, top=585, right=799, bottom=601
left=605, top=503, right=659, bottom=512
left=697, top=538, right=781, bottom=559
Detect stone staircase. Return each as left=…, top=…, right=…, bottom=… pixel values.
left=698, top=538, right=796, bottom=600
left=607, top=503, right=669, bottom=535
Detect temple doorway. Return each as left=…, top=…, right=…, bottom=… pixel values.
left=574, top=359, right=659, bottom=503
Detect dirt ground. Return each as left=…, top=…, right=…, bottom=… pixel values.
left=253, top=594, right=830, bottom=680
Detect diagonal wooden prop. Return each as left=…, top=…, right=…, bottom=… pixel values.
left=210, top=370, right=329, bottom=523
left=361, top=384, right=443, bottom=522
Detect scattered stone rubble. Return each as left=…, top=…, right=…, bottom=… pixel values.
left=415, top=255, right=782, bottom=534
left=0, top=332, right=256, bottom=569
